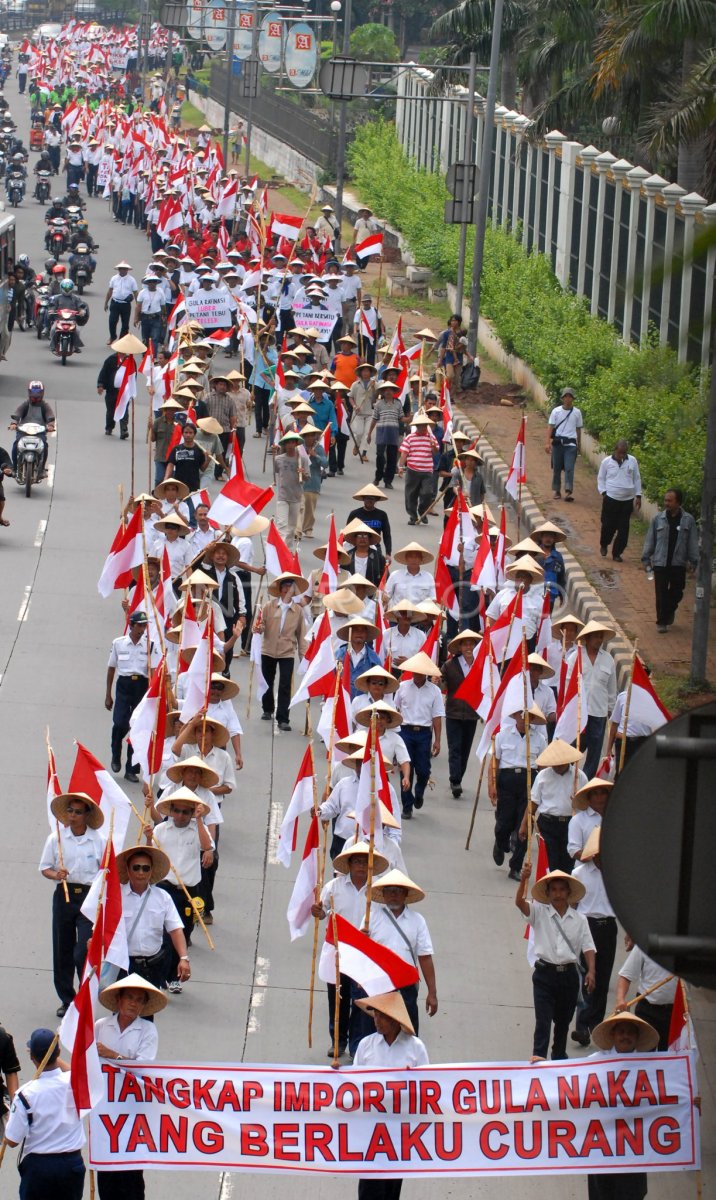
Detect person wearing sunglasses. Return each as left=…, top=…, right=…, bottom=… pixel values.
left=116, top=847, right=190, bottom=991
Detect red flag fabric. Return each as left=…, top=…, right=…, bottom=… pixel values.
left=319, top=914, right=419, bottom=992
left=97, top=505, right=144, bottom=597
left=505, top=415, right=527, bottom=500
left=69, top=743, right=133, bottom=851
left=277, top=744, right=315, bottom=868
left=318, top=513, right=339, bottom=596
left=286, top=812, right=319, bottom=940
left=208, top=475, right=274, bottom=529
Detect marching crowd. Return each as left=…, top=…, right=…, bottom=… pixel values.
left=0, top=20, right=698, bottom=1200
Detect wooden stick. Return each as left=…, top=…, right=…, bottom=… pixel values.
left=130, top=392, right=136, bottom=499
left=45, top=728, right=70, bottom=902
left=522, top=633, right=533, bottom=867
left=574, top=645, right=583, bottom=793
left=618, top=973, right=676, bottom=1010
left=500, top=582, right=523, bottom=668
left=307, top=747, right=325, bottom=1050
left=330, top=902, right=341, bottom=1068
left=465, top=752, right=488, bottom=851
left=618, top=640, right=638, bottom=776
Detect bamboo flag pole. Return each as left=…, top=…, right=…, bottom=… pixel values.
left=363, top=709, right=378, bottom=934
left=323, top=662, right=343, bottom=800
left=130, top=390, right=136, bottom=499
left=465, top=634, right=494, bottom=851
left=330, top=901, right=342, bottom=1069
left=574, top=646, right=583, bottom=793
left=521, top=632, right=533, bottom=867
left=618, top=640, right=639, bottom=776
left=45, top=727, right=70, bottom=903
left=307, top=744, right=322, bottom=1048
left=618, top=973, right=675, bottom=1010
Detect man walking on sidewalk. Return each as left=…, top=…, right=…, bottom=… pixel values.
left=641, top=487, right=698, bottom=633
left=597, top=439, right=642, bottom=562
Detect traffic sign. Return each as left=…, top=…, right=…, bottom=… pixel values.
left=445, top=160, right=478, bottom=199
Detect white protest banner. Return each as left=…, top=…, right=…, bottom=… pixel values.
left=89, top=1055, right=699, bottom=1176
left=185, top=289, right=234, bottom=329
left=293, top=307, right=335, bottom=343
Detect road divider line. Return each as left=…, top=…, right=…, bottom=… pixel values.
left=17, top=586, right=32, bottom=622
left=267, top=801, right=283, bottom=865
left=34, top=519, right=47, bottom=547
left=46, top=465, right=55, bottom=487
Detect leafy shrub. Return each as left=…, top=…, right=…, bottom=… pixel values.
left=347, top=120, right=706, bottom=511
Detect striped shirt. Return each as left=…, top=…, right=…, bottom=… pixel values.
left=400, top=432, right=438, bottom=473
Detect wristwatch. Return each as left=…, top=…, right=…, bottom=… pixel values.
left=180, top=956, right=190, bottom=962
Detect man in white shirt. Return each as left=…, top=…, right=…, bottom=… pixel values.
left=352, top=987, right=428, bottom=1063
left=516, top=867, right=596, bottom=1061
left=384, top=543, right=436, bottom=608
left=598, top=439, right=642, bottom=562
left=4, top=1028, right=85, bottom=1196
left=105, top=611, right=158, bottom=781
left=152, top=788, right=214, bottom=991
left=118, top=845, right=190, bottom=991
left=569, top=620, right=617, bottom=778
left=364, top=870, right=437, bottom=1038
left=614, top=940, right=678, bottom=1050
left=394, top=653, right=444, bottom=819
left=103, top=260, right=139, bottom=342
left=489, top=706, right=548, bottom=879
left=571, top=827, right=618, bottom=1049
left=545, top=386, right=583, bottom=501
left=520, top=738, right=586, bottom=874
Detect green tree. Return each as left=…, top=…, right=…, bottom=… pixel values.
left=350, top=22, right=400, bottom=62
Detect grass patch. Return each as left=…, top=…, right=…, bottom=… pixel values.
left=181, top=100, right=205, bottom=128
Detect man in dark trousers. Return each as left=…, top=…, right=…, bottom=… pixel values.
left=105, top=611, right=156, bottom=780
left=97, top=350, right=128, bottom=438
left=641, top=486, right=699, bottom=633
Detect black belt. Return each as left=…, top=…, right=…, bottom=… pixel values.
left=112, top=297, right=132, bottom=304
left=59, top=884, right=90, bottom=895
left=499, top=766, right=527, bottom=775
left=587, top=916, right=616, bottom=925
left=639, top=998, right=673, bottom=1009
left=130, top=950, right=165, bottom=966
left=119, top=674, right=143, bottom=682
left=402, top=724, right=430, bottom=733
left=536, top=959, right=577, bottom=973
left=539, top=812, right=571, bottom=824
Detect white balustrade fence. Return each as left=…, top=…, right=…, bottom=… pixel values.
left=395, top=67, right=715, bottom=368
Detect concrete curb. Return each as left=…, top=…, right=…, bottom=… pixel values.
left=453, top=407, right=636, bottom=691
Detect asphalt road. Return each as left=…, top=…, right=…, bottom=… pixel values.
left=0, top=90, right=710, bottom=1200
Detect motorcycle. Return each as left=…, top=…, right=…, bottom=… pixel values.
left=70, top=255, right=93, bottom=294
left=34, top=285, right=50, bottom=339
left=6, top=171, right=24, bottom=206
left=13, top=421, right=46, bottom=497
left=52, top=309, right=78, bottom=365
left=47, top=218, right=68, bottom=260
left=66, top=205, right=83, bottom=231
left=34, top=170, right=51, bottom=203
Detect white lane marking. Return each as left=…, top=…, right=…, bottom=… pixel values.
left=46, top=465, right=55, bottom=487
left=247, top=955, right=270, bottom=1035
left=17, top=586, right=32, bottom=622
left=218, top=1172, right=234, bottom=1199
left=267, top=801, right=283, bottom=865
left=34, top=519, right=47, bottom=547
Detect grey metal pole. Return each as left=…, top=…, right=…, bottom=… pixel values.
left=140, top=0, right=149, bottom=103
left=333, top=0, right=353, bottom=249
left=244, top=0, right=260, bottom=177
left=467, top=0, right=503, bottom=355
left=690, top=338, right=715, bottom=685
left=223, top=1, right=238, bottom=168
left=455, top=51, right=477, bottom=310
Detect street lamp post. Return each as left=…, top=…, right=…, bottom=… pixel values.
left=244, top=0, right=260, bottom=176
left=222, top=1, right=238, bottom=167
left=329, top=0, right=340, bottom=136
left=467, top=0, right=504, bottom=355
left=333, top=0, right=352, bottom=247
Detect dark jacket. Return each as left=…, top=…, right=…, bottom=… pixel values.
left=347, top=544, right=386, bottom=586
left=442, top=656, right=478, bottom=722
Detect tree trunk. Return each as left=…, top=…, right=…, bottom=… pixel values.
left=677, top=36, right=707, bottom=193
left=500, top=47, right=517, bottom=109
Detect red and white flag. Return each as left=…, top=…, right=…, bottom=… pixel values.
left=505, top=415, right=527, bottom=500
left=179, top=613, right=214, bottom=722
left=113, top=354, right=138, bottom=423
left=228, top=429, right=245, bottom=480
left=156, top=194, right=184, bottom=241
left=476, top=649, right=533, bottom=760
left=277, top=744, right=315, bottom=868
left=69, top=743, right=132, bottom=851
left=265, top=519, right=300, bottom=577
left=455, top=631, right=500, bottom=721
left=355, top=231, right=383, bottom=259
left=355, top=722, right=391, bottom=841
left=470, top=516, right=498, bottom=593
left=46, top=738, right=63, bottom=830
left=128, top=656, right=168, bottom=778
left=318, top=513, right=339, bottom=596
left=286, top=812, right=319, bottom=940
left=248, top=629, right=269, bottom=706
left=534, top=590, right=553, bottom=657
left=624, top=657, right=672, bottom=731
left=80, top=841, right=128, bottom=974
left=319, top=913, right=419, bottom=993
left=271, top=212, right=303, bottom=242
left=554, top=646, right=588, bottom=745
left=668, top=980, right=696, bottom=1054
left=434, top=551, right=460, bottom=621
left=488, top=588, right=525, bottom=664
left=291, top=612, right=336, bottom=707
left=495, top=507, right=508, bottom=585
left=216, top=176, right=238, bottom=219
left=178, top=591, right=201, bottom=670
left=360, top=308, right=375, bottom=344
left=208, top=475, right=274, bottom=530
left=59, top=934, right=102, bottom=1117
left=97, top=505, right=144, bottom=597
left=373, top=599, right=388, bottom=665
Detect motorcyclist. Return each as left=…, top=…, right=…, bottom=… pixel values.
left=17, top=254, right=38, bottom=327
left=5, top=152, right=26, bottom=199
left=34, top=149, right=52, bottom=177
left=69, top=218, right=97, bottom=252
left=61, top=181, right=86, bottom=211
left=68, top=242, right=96, bottom=284
left=10, top=381, right=55, bottom=474
left=48, top=279, right=86, bottom=355
left=45, top=196, right=69, bottom=222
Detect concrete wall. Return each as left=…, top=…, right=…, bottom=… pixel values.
left=188, top=90, right=320, bottom=190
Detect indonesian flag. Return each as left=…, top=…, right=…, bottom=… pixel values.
left=505, top=415, right=527, bottom=500
left=291, top=612, right=336, bottom=706
left=534, top=590, right=553, bottom=657
left=128, top=656, right=168, bottom=778
left=97, top=505, right=144, bottom=597
left=455, top=631, right=500, bottom=721
left=319, top=914, right=419, bottom=992
left=668, top=980, right=695, bottom=1053
left=113, top=354, right=138, bottom=423
left=271, top=212, right=303, bottom=242
left=360, top=309, right=375, bottom=344
left=229, top=429, right=245, bottom=480
left=434, top=551, right=460, bottom=621
left=208, top=476, right=274, bottom=531
left=495, top=507, right=508, bottom=585
left=334, top=391, right=351, bottom=439
left=470, top=516, right=498, bottom=592
left=476, top=650, right=533, bottom=760
left=355, top=231, right=383, bottom=259
left=265, top=519, right=300, bottom=577
left=442, top=492, right=474, bottom=568
left=166, top=294, right=186, bottom=332
left=179, top=612, right=214, bottom=722
left=389, top=317, right=404, bottom=357
left=318, top=513, right=339, bottom=596
left=373, top=598, right=388, bottom=665
left=355, top=722, right=390, bottom=843
left=554, top=646, right=588, bottom=745
left=277, top=744, right=315, bottom=868
left=441, top=379, right=453, bottom=438
left=319, top=423, right=331, bottom=457
left=61, top=100, right=81, bottom=133
left=216, top=176, right=238, bottom=219
left=80, top=841, right=128, bottom=975
left=317, top=658, right=353, bottom=748
left=156, top=194, right=184, bottom=240
left=206, top=328, right=232, bottom=347
left=489, top=588, right=525, bottom=664
left=139, top=340, right=154, bottom=387
left=46, top=739, right=63, bottom=830
left=286, top=812, right=319, bottom=940
left=249, top=629, right=269, bottom=705
left=622, top=658, right=672, bottom=731
left=68, top=742, right=133, bottom=852
left=59, top=932, right=102, bottom=1118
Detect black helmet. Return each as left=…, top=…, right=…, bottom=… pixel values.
left=52, top=196, right=63, bottom=207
